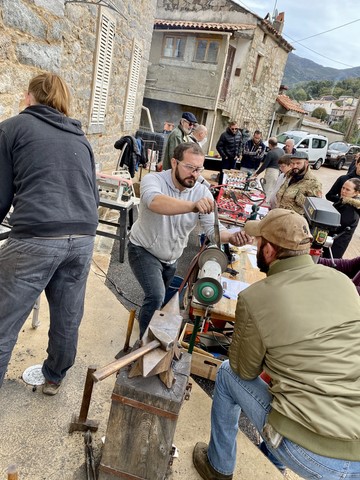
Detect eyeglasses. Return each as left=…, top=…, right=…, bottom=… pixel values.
left=176, top=160, right=205, bottom=174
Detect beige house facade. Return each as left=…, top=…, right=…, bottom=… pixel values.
left=0, top=0, right=157, bottom=168
left=143, top=0, right=293, bottom=154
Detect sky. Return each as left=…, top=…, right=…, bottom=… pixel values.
left=233, top=0, right=359, bottom=69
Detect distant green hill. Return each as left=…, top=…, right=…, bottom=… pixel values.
left=282, top=53, right=360, bottom=87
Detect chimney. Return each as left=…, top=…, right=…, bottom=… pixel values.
left=273, top=12, right=284, bottom=34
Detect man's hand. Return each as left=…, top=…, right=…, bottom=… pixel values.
left=220, top=229, right=253, bottom=246
left=193, top=197, right=214, bottom=214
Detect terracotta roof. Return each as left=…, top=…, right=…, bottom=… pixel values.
left=277, top=95, right=307, bottom=114
left=154, top=19, right=256, bottom=33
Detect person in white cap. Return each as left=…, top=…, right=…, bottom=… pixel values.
left=193, top=208, right=360, bottom=480
left=161, top=111, right=198, bottom=170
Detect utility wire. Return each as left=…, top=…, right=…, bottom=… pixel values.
left=282, top=33, right=355, bottom=68
left=233, top=0, right=357, bottom=68
left=294, top=18, right=360, bottom=43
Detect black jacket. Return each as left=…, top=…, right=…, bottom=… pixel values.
left=323, top=196, right=360, bottom=258
left=216, top=128, right=242, bottom=160
left=0, top=105, right=99, bottom=237
left=326, top=172, right=360, bottom=202
left=114, top=135, right=147, bottom=178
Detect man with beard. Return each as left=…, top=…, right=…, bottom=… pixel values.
left=276, top=151, right=322, bottom=215
left=193, top=209, right=360, bottom=480
left=240, top=129, right=266, bottom=174
left=161, top=111, right=198, bottom=170
left=128, top=143, right=252, bottom=337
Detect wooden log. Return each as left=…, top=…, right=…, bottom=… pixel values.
left=98, top=353, right=191, bottom=480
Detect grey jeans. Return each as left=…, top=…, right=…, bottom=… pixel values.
left=0, top=236, right=94, bottom=386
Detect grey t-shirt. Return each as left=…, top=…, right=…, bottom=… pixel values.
left=129, top=170, right=222, bottom=263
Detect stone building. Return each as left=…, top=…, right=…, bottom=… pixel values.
left=0, top=0, right=157, bottom=168
left=142, top=0, right=293, bottom=154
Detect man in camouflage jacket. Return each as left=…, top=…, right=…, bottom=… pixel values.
left=276, top=151, right=322, bottom=215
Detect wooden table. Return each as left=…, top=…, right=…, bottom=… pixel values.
left=96, top=197, right=136, bottom=263
left=187, top=247, right=265, bottom=352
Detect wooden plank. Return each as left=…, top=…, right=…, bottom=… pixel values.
left=180, top=323, right=223, bottom=381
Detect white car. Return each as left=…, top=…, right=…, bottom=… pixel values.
left=275, top=130, right=329, bottom=170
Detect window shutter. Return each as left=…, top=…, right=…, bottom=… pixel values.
left=124, top=42, right=142, bottom=126
left=90, top=10, right=115, bottom=125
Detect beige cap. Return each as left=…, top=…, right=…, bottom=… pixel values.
left=244, top=209, right=313, bottom=250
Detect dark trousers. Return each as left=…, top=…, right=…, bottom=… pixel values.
left=128, top=242, right=177, bottom=337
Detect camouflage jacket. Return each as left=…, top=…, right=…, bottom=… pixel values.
left=276, top=168, right=322, bottom=215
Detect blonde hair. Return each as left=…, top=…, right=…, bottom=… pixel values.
left=28, top=73, right=71, bottom=116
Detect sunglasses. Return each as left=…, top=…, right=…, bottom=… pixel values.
left=184, top=119, right=195, bottom=127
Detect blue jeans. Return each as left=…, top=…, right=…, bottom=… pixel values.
left=128, top=242, right=177, bottom=337
left=0, top=236, right=94, bottom=386
left=208, top=361, right=360, bottom=479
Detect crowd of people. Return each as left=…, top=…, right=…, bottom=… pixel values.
left=0, top=77, right=359, bottom=480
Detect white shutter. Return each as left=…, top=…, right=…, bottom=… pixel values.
left=124, top=42, right=142, bottom=126
left=90, top=10, right=115, bottom=125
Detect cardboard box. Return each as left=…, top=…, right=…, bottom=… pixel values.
left=179, top=323, right=227, bottom=381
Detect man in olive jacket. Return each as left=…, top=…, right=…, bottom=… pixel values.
left=193, top=209, right=360, bottom=480
left=276, top=151, right=322, bottom=215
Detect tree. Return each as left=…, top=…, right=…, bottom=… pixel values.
left=312, top=107, right=328, bottom=121
left=289, top=87, right=308, bottom=102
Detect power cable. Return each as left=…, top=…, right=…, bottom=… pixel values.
left=282, top=33, right=355, bottom=68
left=293, top=18, right=360, bottom=43
left=91, top=258, right=142, bottom=308
left=233, top=0, right=357, bottom=68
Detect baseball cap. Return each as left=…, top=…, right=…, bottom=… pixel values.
left=182, top=112, right=198, bottom=124
left=244, top=209, right=313, bottom=250
left=291, top=151, right=309, bottom=160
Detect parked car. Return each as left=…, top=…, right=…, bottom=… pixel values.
left=324, top=141, right=360, bottom=170
left=275, top=130, right=328, bottom=170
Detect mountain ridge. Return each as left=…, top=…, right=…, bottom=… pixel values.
left=282, top=53, right=360, bottom=87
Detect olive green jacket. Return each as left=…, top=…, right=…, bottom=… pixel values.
left=162, top=125, right=191, bottom=170
left=276, top=168, right=322, bottom=214
left=229, top=255, right=360, bottom=460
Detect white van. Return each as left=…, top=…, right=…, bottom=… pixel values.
left=276, top=130, right=329, bottom=170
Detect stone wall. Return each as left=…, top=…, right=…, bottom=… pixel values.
left=0, top=0, right=157, bottom=168
left=220, top=28, right=289, bottom=135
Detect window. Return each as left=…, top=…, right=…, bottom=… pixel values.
left=194, top=39, right=220, bottom=63
left=252, top=54, right=264, bottom=83
left=124, top=41, right=142, bottom=127
left=162, top=35, right=186, bottom=59
left=89, top=8, right=115, bottom=126
left=299, top=139, right=309, bottom=148
left=312, top=139, right=327, bottom=149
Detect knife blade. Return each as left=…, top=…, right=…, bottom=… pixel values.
left=213, top=200, right=221, bottom=249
